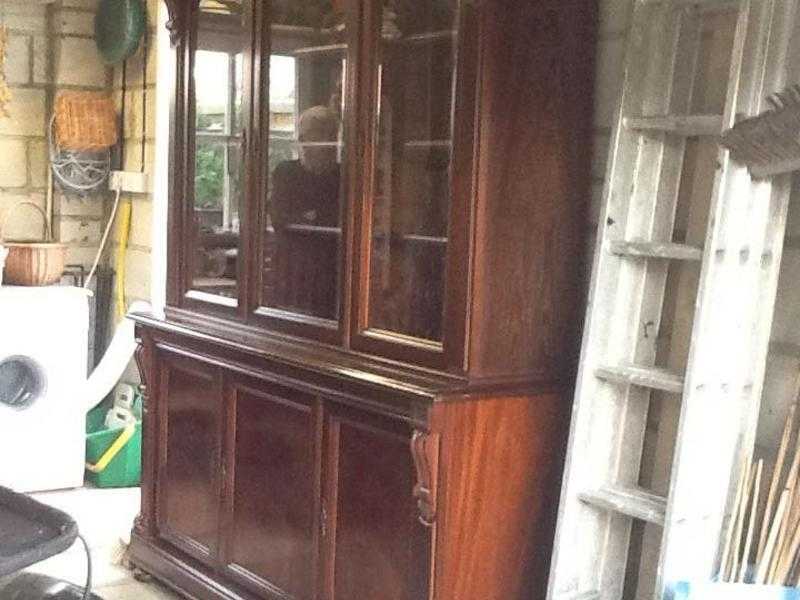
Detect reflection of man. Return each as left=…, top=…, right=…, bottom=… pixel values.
left=269, top=105, right=341, bottom=230
left=267, top=106, right=341, bottom=319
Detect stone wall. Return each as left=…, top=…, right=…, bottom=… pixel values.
left=0, top=0, right=111, bottom=267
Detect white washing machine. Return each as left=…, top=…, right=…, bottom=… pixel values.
left=0, top=286, right=90, bottom=492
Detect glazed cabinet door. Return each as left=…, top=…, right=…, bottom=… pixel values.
left=222, top=376, right=322, bottom=599
left=250, top=0, right=355, bottom=344
left=323, top=406, right=433, bottom=600
left=156, top=352, right=224, bottom=566
left=170, top=0, right=252, bottom=313
left=351, top=0, right=477, bottom=369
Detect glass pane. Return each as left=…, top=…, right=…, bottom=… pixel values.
left=191, top=1, right=247, bottom=301
left=367, top=0, right=457, bottom=342
left=262, top=1, right=346, bottom=321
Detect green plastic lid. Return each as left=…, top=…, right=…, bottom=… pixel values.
left=95, top=0, right=146, bottom=65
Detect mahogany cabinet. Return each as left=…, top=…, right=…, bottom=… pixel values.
left=131, top=0, right=596, bottom=597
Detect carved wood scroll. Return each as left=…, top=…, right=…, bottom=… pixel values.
left=134, top=340, right=151, bottom=413
left=161, top=0, right=188, bottom=47
left=133, top=336, right=156, bottom=538
left=411, top=431, right=440, bottom=528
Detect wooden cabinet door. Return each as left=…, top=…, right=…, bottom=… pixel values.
left=156, top=352, right=224, bottom=566
left=223, top=377, right=322, bottom=599
left=324, top=407, right=432, bottom=600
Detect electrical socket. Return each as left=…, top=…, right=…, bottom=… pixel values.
left=109, top=170, right=150, bottom=194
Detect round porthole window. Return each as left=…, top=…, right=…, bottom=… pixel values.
left=0, top=356, right=46, bottom=410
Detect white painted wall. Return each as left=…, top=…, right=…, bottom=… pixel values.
left=150, top=1, right=170, bottom=317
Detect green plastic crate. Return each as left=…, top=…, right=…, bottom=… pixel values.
left=85, top=394, right=142, bottom=488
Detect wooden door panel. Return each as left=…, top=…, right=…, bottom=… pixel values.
left=225, top=380, right=321, bottom=599
left=157, top=354, right=223, bottom=564
left=326, top=409, right=431, bottom=600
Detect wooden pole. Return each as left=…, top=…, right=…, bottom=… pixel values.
left=773, top=412, right=800, bottom=573
left=775, top=482, right=800, bottom=582
left=720, top=454, right=749, bottom=581
left=731, top=459, right=753, bottom=580
left=774, top=509, right=800, bottom=585
left=770, top=488, right=797, bottom=582
left=758, top=403, right=796, bottom=562
left=739, top=459, right=763, bottom=583
left=767, top=426, right=800, bottom=581
left=725, top=461, right=752, bottom=581
left=756, top=490, right=790, bottom=584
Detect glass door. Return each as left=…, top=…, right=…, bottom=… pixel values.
left=254, top=0, right=351, bottom=338
left=355, top=0, right=463, bottom=365
left=185, top=0, right=251, bottom=308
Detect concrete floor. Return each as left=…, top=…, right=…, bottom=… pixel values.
left=27, top=487, right=181, bottom=599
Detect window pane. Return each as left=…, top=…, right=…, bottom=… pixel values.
left=367, top=1, right=457, bottom=342
left=191, top=1, right=247, bottom=301
left=262, top=2, right=346, bottom=322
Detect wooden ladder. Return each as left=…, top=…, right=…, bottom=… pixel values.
left=547, top=0, right=799, bottom=598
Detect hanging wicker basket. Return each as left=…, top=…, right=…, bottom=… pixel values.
left=54, top=91, right=118, bottom=152
left=0, top=202, right=67, bottom=286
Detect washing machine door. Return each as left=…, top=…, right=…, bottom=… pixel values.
left=0, top=356, right=47, bottom=410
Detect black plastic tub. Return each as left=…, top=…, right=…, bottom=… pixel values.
left=0, top=487, right=78, bottom=578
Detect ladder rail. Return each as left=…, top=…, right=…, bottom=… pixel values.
left=548, top=4, right=704, bottom=598
left=737, top=0, right=800, bottom=479
left=548, top=0, right=800, bottom=598
left=659, top=0, right=798, bottom=588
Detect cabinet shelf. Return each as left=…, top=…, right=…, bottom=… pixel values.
left=372, top=232, right=448, bottom=246
left=396, top=233, right=448, bottom=246
left=272, top=24, right=333, bottom=38
left=280, top=223, right=448, bottom=246
left=291, top=43, right=348, bottom=58
left=194, top=277, right=237, bottom=289
left=404, top=140, right=452, bottom=150
left=392, top=30, right=456, bottom=45
left=283, top=224, right=342, bottom=236
left=294, top=141, right=343, bottom=147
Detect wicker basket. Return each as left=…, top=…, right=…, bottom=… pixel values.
left=54, top=92, right=118, bottom=152
left=1, top=202, right=67, bottom=287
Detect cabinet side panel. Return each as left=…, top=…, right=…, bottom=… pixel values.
left=134, top=327, right=157, bottom=540
left=432, top=393, right=569, bottom=600
left=468, top=0, right=596, bottom=380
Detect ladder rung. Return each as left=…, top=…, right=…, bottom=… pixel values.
left=595, top=365, right=684, bottom=393
left=609, top=241, right=703, bottom=261
left=555, top=593, right=600, bottom=600
left=638, top=0, right=739, bottom=13
left=579, top=486, right=667, bottom=525
left=624, top=115, right=724, bottom=137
